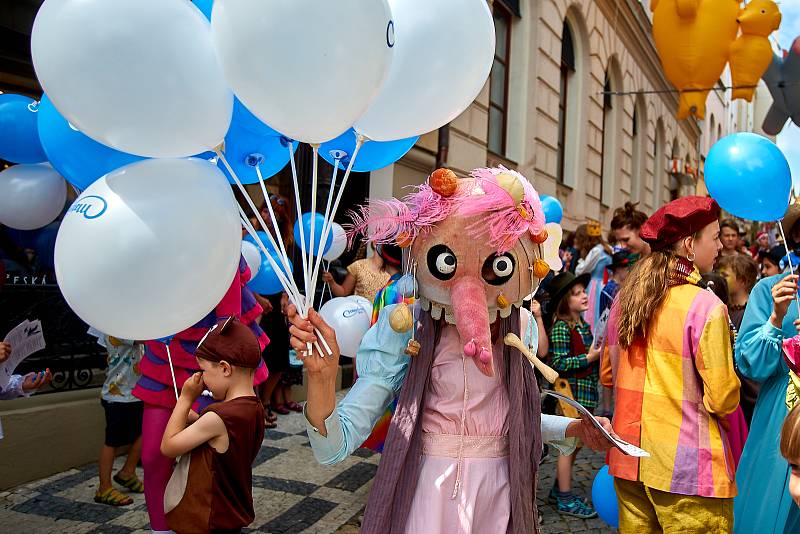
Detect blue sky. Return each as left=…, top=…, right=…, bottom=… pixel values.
left=775, top=2, right=800, bottom=192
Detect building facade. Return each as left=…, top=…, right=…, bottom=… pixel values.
left=380, top=0, right=741, bottom=230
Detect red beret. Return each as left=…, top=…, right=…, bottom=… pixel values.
left=640, top=196, right=721, bottom=252
left=195, top=316, right=261, bottom=369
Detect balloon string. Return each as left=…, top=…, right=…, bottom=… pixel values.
left=238, top=207, right=303, bottom=309
left=309, top=136, right=367, bottom=305
left=254, top=164, right=294, bottom=280
left=286, top=144, right=316, bottom=356
left=166, top=345, right=179, bottom=401
left=778, top=220, right=800, bottom=318
left=239, top=207, right=330, bottom=356
left=308, top=155, right=343, bottom=313
left=307, top=144, right=320, bottom=314
left=216, top=149, right=297, bottom=299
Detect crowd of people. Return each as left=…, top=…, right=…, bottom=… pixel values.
left=3, top=185, right=800, bottom=534
left=533, top=199, right=800, bottom=531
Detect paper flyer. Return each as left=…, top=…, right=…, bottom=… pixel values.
left=0, top=319, right=47, bottom=391
left=543, top=390, right=650, bottom=457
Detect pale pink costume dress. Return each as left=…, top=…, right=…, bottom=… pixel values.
left=405, top=325, right=512, bottom=534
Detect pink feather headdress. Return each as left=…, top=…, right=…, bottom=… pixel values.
left=347, top=179, right=463, bottom=246
left=459, top=166, right=546, bottom=253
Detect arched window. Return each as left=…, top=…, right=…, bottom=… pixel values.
left=631, top=96, right=646, bottom=202
left=709, top=114, right=717, bottom=148
left=653, top=119, right=665, bottom=208
left=556, top=21, right=575, bottom=183
left=488, top=3, right=513, bottom=155
left=600, top=58, right=622, bottom=207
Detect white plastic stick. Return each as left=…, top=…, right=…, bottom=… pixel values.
left=287, top=143, right=311, bottom=307
left=216, top=149, right=298, bottom=298
left=240, top=210, right=330, bottom=356
left=239, top=208, right=303, bottom=307
left=777, top=220, right=800, bottom=318
left=308, top=137, right=365, bottom=308
left=254, top=164, right=293, bottom=280
left=165, top=345, right=179, bottom=401
left=307, top=145, right=320, bottom=312
left=309, top=155, right=342, bottom=309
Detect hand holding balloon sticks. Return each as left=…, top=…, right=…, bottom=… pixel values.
left=234, top=196, right=331, bottom=357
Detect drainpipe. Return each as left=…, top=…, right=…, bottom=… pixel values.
left=436, top=124, right=450, bottom=169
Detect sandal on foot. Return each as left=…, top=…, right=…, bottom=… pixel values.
left=265, top=415, right=277, bottom=429
left=95, top=487, right=133, bottom=506
left=263, top=406, right=277, bottom=423
left=273, top=404, right=290, bottom=415
left=286, top=401, right=303, bottom=413
left=113, top=472, right=144, bottom=493
left=555, top=493, right=597, bottom=519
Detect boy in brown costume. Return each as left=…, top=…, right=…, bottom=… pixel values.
left=161, top=317, right=265, bottom=534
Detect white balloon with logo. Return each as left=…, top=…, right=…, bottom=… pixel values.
left=0, top=163, right=66, bottom=230
left=55, top=158, right=241, bottom=340
left=319, top=296, right=373, bottom=357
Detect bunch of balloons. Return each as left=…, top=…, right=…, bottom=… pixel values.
left=0, top=0, right=498, bottom=342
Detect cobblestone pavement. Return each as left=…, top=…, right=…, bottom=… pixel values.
left=0, top=407, right=616, bottom=533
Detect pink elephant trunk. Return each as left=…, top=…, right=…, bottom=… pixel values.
left=451, top=275, right=494, bottom=377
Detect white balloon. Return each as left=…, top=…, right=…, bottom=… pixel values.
left=0, top=163, right=66, bottom=230
left=31, top=0, right=232, bottom=158
left=212, top=0, right=393, bottom=144
left=241, top=240, right=262, bottom=278
left=322, top=222, right=348, bottom=261
left=55, top=158, right=241, bottom=340
left=319, top=296, right=372, bottom=357
left=354, top=0, right=495, bottom=141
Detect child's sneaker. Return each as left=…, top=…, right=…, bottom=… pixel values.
left=554, top=493, right=598, bottom=519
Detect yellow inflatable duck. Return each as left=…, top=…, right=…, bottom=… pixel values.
left=729, top=0, right=781, bottom=101
left=652, top=0, right=740, bottom=119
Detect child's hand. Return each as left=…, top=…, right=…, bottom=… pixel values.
left=586, top=344, right=602, bottom=363
left=181, top=372, right=204, bottom=401
left=530, top=300, right=542, bottom=319
left=22, top=369, right=52, bottom=392
left=0, top=342, right=10, bottom=363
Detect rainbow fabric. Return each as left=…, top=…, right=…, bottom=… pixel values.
left=371, top=273, right=414, bottom=326
left=602, top=283, right=740, bottom=498
left=361, top=274, right=414, bottom=452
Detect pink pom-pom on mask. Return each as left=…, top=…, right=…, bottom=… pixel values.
left=463, top=339, right=478, bottom=358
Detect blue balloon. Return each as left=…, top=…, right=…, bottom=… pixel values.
left=540, top=195, right=563, bottom=224
left=320, top=128, right=418, bottom=172
left=0, top=94, right=47, bottom=164
left=219, top=98, right=296, bottom=185
left=705, top=132, right=792, bottom=222
left=243, top=231, right=279, bottom=257
left=191, top=0, right=213, bottom=20
left=294, top=213, right=333, bottom=256
left=219, top=126, right=295, bottom=185
left=249, top=253, right=293, bottom=295
left=591, top=465, right=619, bottom=528
left=38, top=95, right=145, bottom=190
left=232, top=98, right=280, bottom=137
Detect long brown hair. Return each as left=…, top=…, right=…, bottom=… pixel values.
left=575, top=224, right=613, bottom=257
left=781, top=405, right=800, bottom=463
left=615, top=250, right=676, bottom=348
